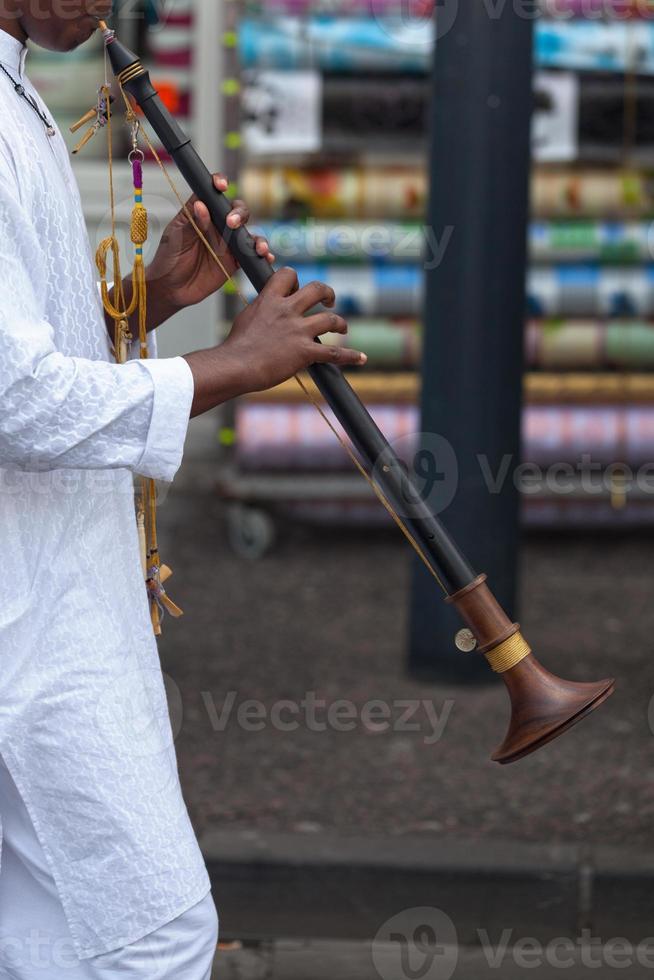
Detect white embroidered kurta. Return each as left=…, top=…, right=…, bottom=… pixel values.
left=0, top=31, right=211, bottom=958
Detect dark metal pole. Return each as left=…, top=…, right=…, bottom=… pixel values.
left=409, top=4, right=534, bottom=681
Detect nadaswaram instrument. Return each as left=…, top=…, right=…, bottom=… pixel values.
left=97, top=20, right=615, bottom=764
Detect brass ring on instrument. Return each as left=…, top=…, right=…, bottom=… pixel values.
left=118, top=63, right=146, bottom=86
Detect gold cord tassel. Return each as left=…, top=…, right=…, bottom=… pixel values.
left=96, top=91, right=183, bottom=634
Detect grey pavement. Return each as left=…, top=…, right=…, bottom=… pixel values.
left=158, top=442, right=653, bottom=849
left=214, top=939, right=654, bottom=980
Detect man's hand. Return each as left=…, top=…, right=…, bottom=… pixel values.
left=184, top=268, right=368, bottom=417
left=105, top=175, right=272, bottom=341
left=146, top=173, right=274, bottom=321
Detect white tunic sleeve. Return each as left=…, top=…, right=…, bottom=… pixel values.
left=0, top=150, right=194, bottom=483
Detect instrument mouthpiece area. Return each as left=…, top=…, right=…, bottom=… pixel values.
left=97, top=20, right=115, bottom=42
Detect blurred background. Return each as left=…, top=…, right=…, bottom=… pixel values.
left=32, top=0, right=654, bottom=976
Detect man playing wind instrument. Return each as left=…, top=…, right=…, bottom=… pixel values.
left=0, top=1, right=367, bottom=977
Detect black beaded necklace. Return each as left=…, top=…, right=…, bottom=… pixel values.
left=0, top=61, right=55, bottom=137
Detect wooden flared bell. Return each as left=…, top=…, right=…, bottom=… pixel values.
left=492, top=654, right=615, bottom=765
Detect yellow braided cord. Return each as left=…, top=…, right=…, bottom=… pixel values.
left=96, top=239, right=140, bottom=322
left=135, top=258, right=148, bottom=357
left=131, top=205, right=148, bottom=245
left=485, top=632, right=531, bottom=674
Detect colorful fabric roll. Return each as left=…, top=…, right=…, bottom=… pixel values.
left=575, top=73, right=654, bottom=164
left=322, top=319, right=421, bottom=366
left=249, top=221, right=428, bottom=262
left=523, top=499, right=654, bottom=528
left=248, top=372, right=419, bottom=403
left=529, top=222, right=654, bottom=262
left=321, top=317, right=654, bottom=372
left=140, top=8, right=194, bottom=159
left=243, top=72, right=429, bottom=155
left=527, top=265, right=654, bottom=316
left=245, top=0, right=435, bottom=14
left=237, top=264, right=423, bottom=315
left=239, top=17, right=654, bottom=76
left=235, top=403, right=654, bottom=469
left=238, top=17, right=435, bottom=72
left=241, top=166, right=427, bottom=219
left=243, top=168, right=653, bottom=220
left=147, top=12, right=194, bottom=107
left=244, top=70, right=654, bottom=163
left=532, top=170, right=654, bottom=218
left=526, top=372, right=654, bottom=401
left=236, top=403, right=417, bottom=470
left=525, top=319, right=654, bottom=368
left=148, top=69, right=192, bottom=119
left=312, top=319, right=654, bottom=371
left=280, top=498, right=654, bottom=529
left=535, top=70, right=654, bottom=164
left=147, top=25, right=193, bottom=67
left=252, top=219, right=652, bottom=264
left=535, top=20, right=654, bottom=73
left=239, top=17, right=654, bottom=75
left=525, top=405, right=654, bottom=464
left=245, top=371, right=654, bottom=404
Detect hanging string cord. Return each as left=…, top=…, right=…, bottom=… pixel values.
left=119, top=87, right=448, bottom=595
left=293, top=374, right=447, bottom=591
left=97, top=85, right=136, bottom=337
left=99, top=88, right=182, bottom=634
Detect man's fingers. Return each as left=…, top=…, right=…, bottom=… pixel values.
left=227, top=198, right=250, bottom=229
left=193, top=200, right=212, bottom=233
left=183, top=174, right=229, bottom=228
left=305, top=312, right=348, bottom=337
left=292, top=280, right=336, bottom=313
left=253, top=235, right=275, bottom=264
left=261, top=267, right=300, bottom=298
left=310, top=343, right=367, bottom=367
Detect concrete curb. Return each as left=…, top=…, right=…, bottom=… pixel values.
left=201, top=830, right=654, bottom=946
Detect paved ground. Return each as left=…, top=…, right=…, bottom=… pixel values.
left=214, top=939, right=654, bottom=980
left=156, top=434, right=654, bottom=850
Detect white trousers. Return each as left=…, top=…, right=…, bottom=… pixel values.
left=0, top=757, right=218, bottom=979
